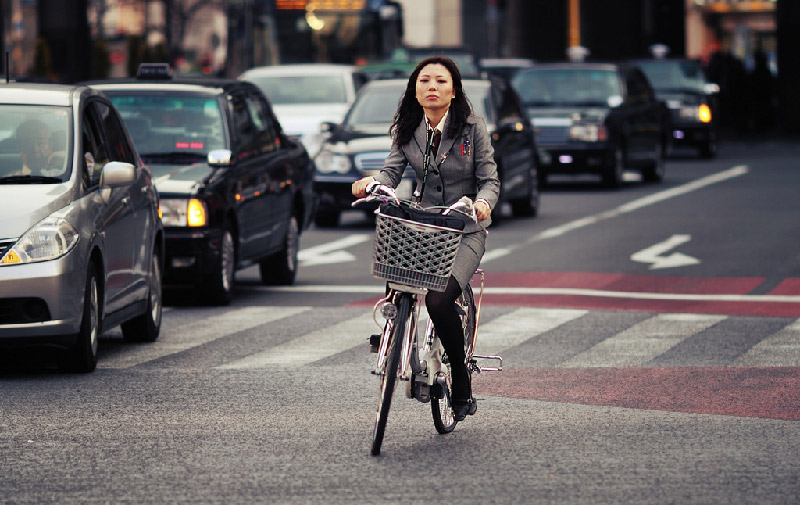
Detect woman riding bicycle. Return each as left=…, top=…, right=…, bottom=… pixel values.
left=352, top=56, right=500, bottom=421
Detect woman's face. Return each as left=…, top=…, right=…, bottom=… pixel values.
left=415, top=63, right=455, bottom=111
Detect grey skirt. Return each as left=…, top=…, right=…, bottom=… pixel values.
left=451, top=229, right=487, bottom=290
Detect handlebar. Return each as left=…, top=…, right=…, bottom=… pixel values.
left=352, top=182, right=477, bottom=223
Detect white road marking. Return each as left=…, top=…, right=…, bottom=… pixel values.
left=217, top=311, right=381, bottom=369
left=561, top=313, right=726, bottom=367
left=631, top=234, right=700, bottom=270
left=298, top=234, right=370, bottom=266
left=253, top=284, right=800, bottom=304
left=481, top=165, right=749, bottom=262
left=475, top=307, right=587, bottom=355
left=99, top=306, right=310, bottom=369
left=733, top=319, right=800, bottom=366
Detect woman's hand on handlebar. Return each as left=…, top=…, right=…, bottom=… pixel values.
left=352, top=177, right=376, bottom=198
left=475, top=200, right=491, bottom=222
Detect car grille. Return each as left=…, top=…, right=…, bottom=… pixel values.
left=354, top=152, right=390, bottom=175
left=535, top=126, right=569, bottom=145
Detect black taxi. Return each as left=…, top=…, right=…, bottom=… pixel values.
left=512, top=62, right=668, bottom=187
left=87, top=64, right=316, bottom=304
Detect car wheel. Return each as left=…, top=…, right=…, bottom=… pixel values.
left=510, top=180, right=539, bottom=218
left=700, top=132, right=717, bottom=159
left=641, top=139, right=665, bottom=183
left=260, top=214, right=299, bottom=286
left=207, top=225, right=236, bottom=305
left=59, top=263, right=101, bottom=373
left=121, top=245, right=163, bottom=342
left=602, top=146, right=624, bottom=188
left=314, top=210, right=340, bottom=228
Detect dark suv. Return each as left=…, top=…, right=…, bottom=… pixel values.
left=88, top=65, right=316, bottom=304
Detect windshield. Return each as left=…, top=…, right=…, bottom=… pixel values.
left=107, top=93, right=226, bottom=156
left=0, top=105, right=70, bottom=182
left=636, top=60, right=706, bottom=92
left=344, top=82, right=489, bottom=129
left=512, top=68, right=621, bottom=106
left=246, top=74, right=349, bottom=105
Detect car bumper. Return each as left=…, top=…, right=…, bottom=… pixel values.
left=538, top=144, right=610, bottom=175
left=0, top=249, right=86, bottom=347
left=314, top=177, right=415, bottom=212
left=163, top=227, right=222, bottom=287
left=669, top=123, right=714, bottom=146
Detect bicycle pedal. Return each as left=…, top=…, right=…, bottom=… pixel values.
left=473, top=354, right=503, bottom=372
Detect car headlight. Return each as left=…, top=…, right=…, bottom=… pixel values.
left=569, top=123, right=607, bottom=142
left=0, top=216, right=79, bottom=265
left=315, top=150, right=352, bottom=174
left=680, top=104, right=712, bottom=123
left=159, top=198, right=207, bottom=227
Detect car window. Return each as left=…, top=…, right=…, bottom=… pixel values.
left=346, top=86, right=403, bottom=127
left=0, top=105, right=69, bottom=180
left=246, top=74, right=349, bottom=105
left=462, top=82, right=490, bottom=123
left=512, top=68, right=621, bottom=106
left=246, top=91, right=279, bottom=153
left=107, top=93, right=226, bottom=155
left=636, top=60, right=706, bottom=91
left=82, top=102, right=111, bottom=187
left=94, top=101, right=135, bottom=165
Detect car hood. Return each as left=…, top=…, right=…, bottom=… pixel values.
left=323, top=132, right=393, bottom=155
left=0, top=185, right=72, bottom=238
left=656, top=90, right=704, bottom=106
left=149, top=162, right=213, bottom=195
left=527, top=106, right=609, bottom=125
left=273, top=104, right=350, bottom=136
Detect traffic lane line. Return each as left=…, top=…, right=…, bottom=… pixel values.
left=475, top=366, right=800, bottom=421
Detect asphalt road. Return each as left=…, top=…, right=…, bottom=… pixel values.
left=2, top=137, right=799, bottom=504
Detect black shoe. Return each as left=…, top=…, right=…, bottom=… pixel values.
left=453, top=397, right=477, bottom=422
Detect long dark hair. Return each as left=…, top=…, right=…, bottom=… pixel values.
left=389, top=56, right=471, bottom=146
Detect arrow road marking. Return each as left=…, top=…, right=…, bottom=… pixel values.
left=299, top=234, right=370, bottom=266
left=631, top=234, right=700, bottom=270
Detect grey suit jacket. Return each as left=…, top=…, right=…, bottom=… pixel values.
left=373, top=113, right=501, bottom=230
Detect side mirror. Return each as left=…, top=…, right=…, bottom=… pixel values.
left=499, top=121, right=524, bottom=135
left=208, top=149, right=232, bottom=167
left=607, top=95, right=623, bottom=108
left=100, top=161, right=135, bottom=188
left=703, top=83, right=720, bottom=94
left=320, top=121, right=338, bottom=133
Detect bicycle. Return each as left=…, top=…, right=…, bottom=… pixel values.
left=353, top=183, right=503, bottom=456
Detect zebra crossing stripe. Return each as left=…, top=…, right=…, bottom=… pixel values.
left=561, top=313, right=727, bottom=367
left=217, top=312, right=381, bottom=369
left=99, top=306, right=310, bottom=369
left=475, top=307, right=587, bottom=356
left=733, top=319, right=800, bottom=367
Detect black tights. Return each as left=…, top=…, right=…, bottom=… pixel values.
left=425, top=276, right=470, bottom=401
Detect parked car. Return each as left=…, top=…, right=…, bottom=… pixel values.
left=480, top=58, right=536, bottom=81
left=512, top=62, right=668, bottom=187
left=0, top=83, right=164, bottom=372
left=88, top=64, right=316, bottom=305
left=313, top=76, right=539, bottom=226
left=630, top=56, right=719, bottom=158
left=239, top=64, right=367, bottom=157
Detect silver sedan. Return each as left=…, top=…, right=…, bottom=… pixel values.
left=0, top=83, right=164, bottom=372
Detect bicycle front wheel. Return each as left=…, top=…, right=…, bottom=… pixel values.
left=371, top=293, right=410, bottom=456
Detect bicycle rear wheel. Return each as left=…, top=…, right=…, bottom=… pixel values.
left=371, top=293, right=410, bottom=456
left=431, top=284, right=476, bottom=433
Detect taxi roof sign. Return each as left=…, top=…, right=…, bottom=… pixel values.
left=137, top=63, right=173, bottom=80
